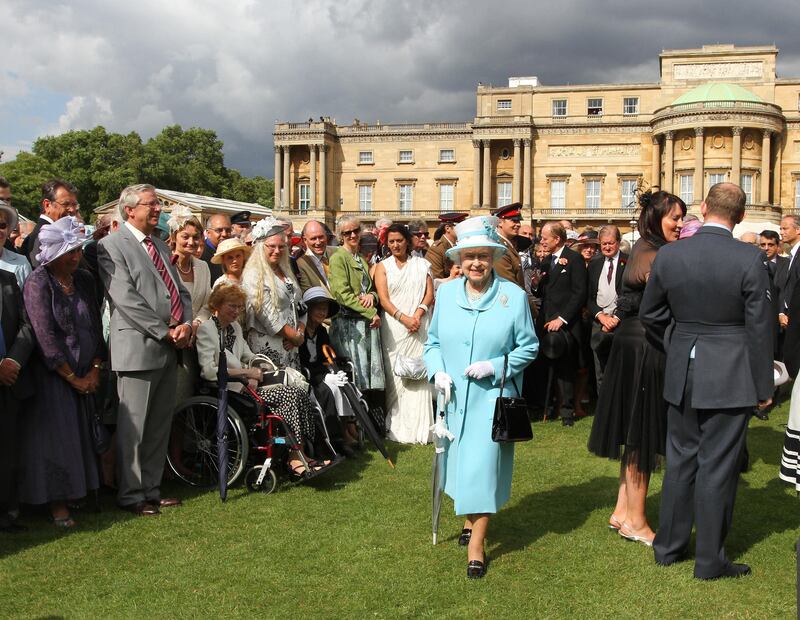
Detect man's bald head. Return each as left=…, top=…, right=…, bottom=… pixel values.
left=205, top=214, right=232, bottom=247
left=302, top=219, right=328, bottom=256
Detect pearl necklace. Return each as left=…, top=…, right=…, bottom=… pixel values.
left=466, top=277, right=492, bottom=303
left=176, top=258, right=193, bottom=275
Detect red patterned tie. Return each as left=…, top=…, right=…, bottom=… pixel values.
left=143, top=237, right=184, bottom=325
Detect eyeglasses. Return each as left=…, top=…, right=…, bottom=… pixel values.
left=209, top=227, right=233, bottom=235
left=341, top=229, right=360, bottom=237
left=224, top=303, right=245, bottom=311
left=53, top=200, right=80, bottom=209
left=265, top=243, right=287, bottom=252
left=136, top=200, right=162, bottom=209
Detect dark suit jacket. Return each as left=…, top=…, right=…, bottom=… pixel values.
left=782, top=281, right=800, bottom=378
left=775, top=254, right=792, bottom=311
left=640, top=226, right=773, bottom=409
left=538, top=246, right=588, bottom=327
left=298, top=326, right=334, bottom=383
left=586, top=252, right=628, bottom=321
left=0, top=270, right=35, bottom=399
left=200, top=242, right=224, bottom=283
left=21, top=217, right=49, bottom=265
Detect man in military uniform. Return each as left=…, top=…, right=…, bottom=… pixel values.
left=425, top=212, right=467, bottom=279
left=230, top=210, right=251, bottom=241
left=492, top=203, right=524, bottom=289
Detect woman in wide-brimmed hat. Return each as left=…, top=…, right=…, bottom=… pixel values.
left=424, top=215, right=539, bottom=579
left=211, top=236, right=253, bottom=288
left=18, top=216, right=104, bottom=528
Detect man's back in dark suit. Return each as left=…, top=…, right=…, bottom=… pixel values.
left=640, top=190, right=772, bottom=580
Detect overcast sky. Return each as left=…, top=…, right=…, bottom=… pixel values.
left=2, top=0, right=800, bottom=177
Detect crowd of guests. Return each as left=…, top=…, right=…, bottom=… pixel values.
left=0, top=175, right=797, bottom=582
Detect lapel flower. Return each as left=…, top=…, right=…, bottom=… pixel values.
left=558, top=257, right=569, bottom=266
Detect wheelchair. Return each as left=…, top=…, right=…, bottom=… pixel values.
left=167, top=378, right=339, bottom=495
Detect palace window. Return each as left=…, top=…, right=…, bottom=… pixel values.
left=679, top=174, right=693, bottom=204
left=708, top=173, right=726, bottom=195
left=439, top=184, right=455, bottom=212
left=298, top=183, right=310, bottom=214
left=497, top=181, right=512, bottom=207
left=358, top=151, right=373, bottom=164
left=550, top=180, right=566, bottom=211
left=358, top=184, right=373, bottom=213
left=741, top=174, right=753, bottom=204
left=552, top=99, right=567, bottom=117
left=497, top=99, right=512, bottom=110
left=620, top=179, right=637, bottom=210
left=398, top=150, right=414, bottom=163
left=795, top=179, right=800, bottom=209
left=587, top=98, right=603, bottom=116
left=439, top=148, right=456, bottom=163
left=585, top=180, right=601, bottom=210
left=398, top=183, right=413, bottom=214
left=623, top=97, right=639, bottom=115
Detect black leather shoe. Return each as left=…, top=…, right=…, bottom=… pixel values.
left=119, top=502, right=160, bottom=516
left=467, top=558, right=488, bottom=579
left=753, top=409, right=769, bottom=421
left=696, top=562, right=751, bottom=580
left=561, top=416, right=574, bottom=427
left=149, top=498, right=182, bottom=508
left=458, top=528, right=472, bottom=546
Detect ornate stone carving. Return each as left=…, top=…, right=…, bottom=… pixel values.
left=665, top=131, right=675, bottom=140
left=522, top=138, right=532, bottom=147
left=548, top=144, right=639, bottom=159
left=680, top=136, right=693, bottom=151
left=536, top=125, right=648, bottom=135
left=274, top=145, right=281, bottom=153
left=651, top=135, right=660, bottom=145
left=472, top=139, right=482, bottom=149
left=743, top=133, right=757, bottom=150
left=732, top=126, right=743, bottom=136
left=710, top=133, right=725, bottom=149
left=694, top=127, right=704, bottom=137
left=673, top=62, right=763, bottom=80
left=513, top=139, right=521, bottom=147
left=762, top=129, right=773, bottom=139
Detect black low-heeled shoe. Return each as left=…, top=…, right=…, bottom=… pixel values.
left=467, top=558, right=488, bottom=579
left=458, top=528, right=472, bottom=546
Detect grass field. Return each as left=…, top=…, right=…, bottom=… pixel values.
left=0, top=403, right=797, bottom=619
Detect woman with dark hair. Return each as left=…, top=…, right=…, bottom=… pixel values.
left=588, top=189, right=685, bottom=546
left=374, top=223, right=434, bottom=443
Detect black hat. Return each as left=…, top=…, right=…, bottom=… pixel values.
left=492, top=203, right=523, bottom=221
left=438, top=212, right=468, bottom=224
left=539, top=330, right=572, bottom=360
left=231, top=210, right=251, bottom=225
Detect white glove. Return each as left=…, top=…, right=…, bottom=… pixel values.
left=324, top=371, right=348, bottom=387
left=433, top=372, right=452, bottom=405
left=463, top=361, right=495, bottom=380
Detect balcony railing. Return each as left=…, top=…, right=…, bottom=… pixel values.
left=337, top=122, right=471, bottom=134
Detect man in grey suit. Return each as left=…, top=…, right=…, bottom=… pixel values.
left=98, top=184, right=193, bottom=516
left=640, top=183, right=773, bottom=580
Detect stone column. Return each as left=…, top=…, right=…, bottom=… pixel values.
left=664, top=132, right=674, bottom=193
left=773, top=133, right=782, bottom=207
left=512, top=139, right=522, bottom=203
left=482, top=140, right=491, bottom=209
left=319, top=145, right=327, bottom=210
left=761, top=129, right=772, bottom=205
left=731, top=127, right=742, bottom=187
left=650, top=136, right=660, bottom=188
left=523, top=138, right=532, bottom=212
left=693, top=127, right=704, bottom=203
left=472, top=140, right=481, bottom=210
left=282, top=145, right=291, bottom=209
left=274, top=145, right=282, bottom=208
left=309, top=144, right=317, bottom=210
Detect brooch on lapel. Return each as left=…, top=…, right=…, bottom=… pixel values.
left=499, top=294, right=509, bottom=307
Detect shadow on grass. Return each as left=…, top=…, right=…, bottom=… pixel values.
left=489, top=475, right=618, bottom=562
left=747, top=424, right=788, bottom=467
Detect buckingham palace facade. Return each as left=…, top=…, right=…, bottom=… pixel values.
left=272, top=44, right=800, bottom=231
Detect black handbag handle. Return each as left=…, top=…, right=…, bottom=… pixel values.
left=499, top=354, right=521, bottom=397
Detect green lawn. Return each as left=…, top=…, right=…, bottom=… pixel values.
left=0, top=404, right=797, bottom=619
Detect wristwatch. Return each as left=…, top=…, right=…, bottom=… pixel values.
left=93, top=362, right=106, bottom=370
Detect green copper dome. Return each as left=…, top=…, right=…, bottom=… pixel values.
left=672, top=83, right=764, bottom=105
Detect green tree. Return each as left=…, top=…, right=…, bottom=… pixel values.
left=224, top=169, right=274, bottom=207
left=0, top=152, right=59, bottom=219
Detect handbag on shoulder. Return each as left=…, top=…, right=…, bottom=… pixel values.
left=491, top=354, right=533, bottom=443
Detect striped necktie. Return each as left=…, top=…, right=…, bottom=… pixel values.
left=143, top=237, right=184, bottom=325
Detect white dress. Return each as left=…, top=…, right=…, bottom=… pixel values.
left=780, top=377, right=800, bottom=491
left=380, top=256, right=433, bottom=444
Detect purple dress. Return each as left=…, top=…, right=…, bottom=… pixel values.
left=18, top=268, right=103, bottom=505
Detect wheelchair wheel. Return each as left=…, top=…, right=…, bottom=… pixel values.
left=244, top=465, right=278, bottom=494
left=167, top=396, right=249, bottom=488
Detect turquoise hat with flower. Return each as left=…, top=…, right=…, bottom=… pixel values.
left=445, top=215, right=508, bottom=262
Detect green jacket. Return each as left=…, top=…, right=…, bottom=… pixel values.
left=328, top=247, right=379, bottom=320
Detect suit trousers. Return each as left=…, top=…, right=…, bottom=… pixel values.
left=590, top=322, right=614, bottom=393
left=116, top=355, right=178, bottom=506
left=0, top=390, right=20, bottom=522
left=653, top=363, right=750, bottom=578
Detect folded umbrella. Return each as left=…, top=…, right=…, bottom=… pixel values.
left=431, top=394, right=453, bottom=545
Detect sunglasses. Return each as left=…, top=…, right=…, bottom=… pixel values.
left=341, top=229, right=360, bottom=237
left=0, top=222, right=7, bottom=230
left=412, top=232, right=429, bottom=238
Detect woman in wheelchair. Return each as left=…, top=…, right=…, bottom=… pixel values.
left=197, top=283, right=327, bottom=477
left=299, top=287, right=359, bottom=457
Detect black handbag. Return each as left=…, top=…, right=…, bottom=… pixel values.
left=80, top=395, right=112, bottom=455
left=491, top=354, right=533, bottom=443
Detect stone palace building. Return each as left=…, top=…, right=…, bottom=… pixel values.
left=272, top=44, right=800, bottom=232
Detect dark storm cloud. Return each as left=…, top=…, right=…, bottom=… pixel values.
left=1, top=0, right=799, bottom=176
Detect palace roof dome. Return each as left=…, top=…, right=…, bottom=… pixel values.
left=671, top=83, right=764, bottom=105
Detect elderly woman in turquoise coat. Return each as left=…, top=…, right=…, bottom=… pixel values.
left=424, top=215, right=538, bottom=579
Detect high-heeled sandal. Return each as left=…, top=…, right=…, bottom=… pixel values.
left=52, top=516, right=76, bottom=529
left=458, top=528, right=472, bottom=546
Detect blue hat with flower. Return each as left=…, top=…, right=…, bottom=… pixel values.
left=445, top=215, right=508, bottom=262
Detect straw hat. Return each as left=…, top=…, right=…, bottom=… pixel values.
left=445, top=215, right=507, bottom=262
left=211, top=237, right=253, bottom=264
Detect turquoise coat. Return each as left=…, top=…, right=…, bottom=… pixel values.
left=424, top=275, right=538, bottom=515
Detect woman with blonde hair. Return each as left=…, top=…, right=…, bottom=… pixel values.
left=241, top=216, right=304, bottom=370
